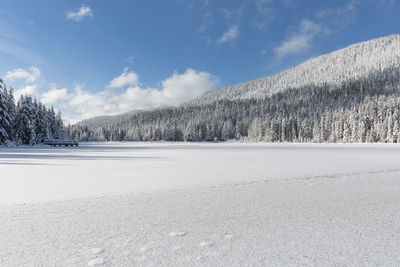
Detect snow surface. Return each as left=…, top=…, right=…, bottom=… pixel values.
left=1, top=143, right=400, bottom=266
left=1, top=142, right=400, bottom=205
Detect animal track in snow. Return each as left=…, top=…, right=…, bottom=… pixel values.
left=88, top=258, right=105, bottom=266
left=135, top=255, right=147, bottom=261
left=224, top=234, right=233, bottom=240
left=139, top=245, right=152, bottom=253
left=169, top=231, right=187, bottom=237
left=90, top=247, right=105, bottom=255
left=65, top=257, right=80, bottom=265
left=196, top=256, right=205, bottom=261
left=171, top=245, right=182, bottom=251
left=122, top=239, right=132, bottom=247
left=199, top=241, right=213, bottom=247
left=122, top=251, right=132, bottom=257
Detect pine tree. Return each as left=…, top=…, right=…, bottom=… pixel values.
left=0, top=79, right=12, bottom=144
left=14, top=95, right=36, bottom=145
left=55, top=111, right=65, bottom=139
left=46, top=107, right=57, bottom=139
left=5, top=87, right=16, bottom=140
left=34, top=100, right=47, bottom=143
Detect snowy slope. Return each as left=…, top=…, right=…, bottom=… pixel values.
left=75, top=110, right=140, bottom=129
left=74, top=34, right=400, bottom=130
left=189, top=34, right=400, bottom=105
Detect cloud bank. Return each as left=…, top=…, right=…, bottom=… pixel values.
left=4, top=66, right=41, bottom=83
left=3, top=66, right=219, bottom=124
left=107, top=67, right=139, bottom=88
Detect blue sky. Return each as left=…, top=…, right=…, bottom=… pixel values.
left=1, top=0, right=399, bottom=123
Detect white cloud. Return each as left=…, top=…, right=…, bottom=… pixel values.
left=14, top=85, right=37, bottom=99
left=252, top=0, right=275, bottom=31
left=222, top=6, right=244, bottom=22
left=199, top=12, right=213, bottom=33
left=41, top=86, right=70, bottom=105
left=316, top=0, right=357, bottom=32
left=274, top=19, right=321, bottom=59
left=218, top=25, right=239, bottom=44
left=66, top=4, right=93, bottom=22
left=4, top=66, right=41, bottom=83
left=40, top=68, right=219, bottom=124
left=255, top=0, right=274, bottom=16
left=65, top=84, right=110, bottom=122
left=126, top=56, right=135, bottom=64
left=116, top=68, right=220, bottom=107
left=107, top=67, right=139, bottom=88
left=3, top=66, right=219, bottom=124
left=273, top=0, right=361, bottom=60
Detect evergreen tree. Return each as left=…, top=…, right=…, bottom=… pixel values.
left=34, top=100, right=47, bottom=143
left=69, top=66, right=400, bottom=144
left=0, top=79, right=11, bottom=144
left=14, top=95, right=36, bottom=145
left=0, top=78, right=65, bottom=146
left=5, top=87, right=16, bottom=140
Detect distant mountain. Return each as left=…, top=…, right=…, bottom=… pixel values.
left=189, top=34, right=400, bottom=105
left=71, top=34, right=400, bottom=143
left=75, top=110, right=140, bottom=130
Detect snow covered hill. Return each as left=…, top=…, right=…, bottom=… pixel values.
left=71, top=34, right=400, bottom=143
left=189, top=34, right=400, bottom=105
left=74, top=110, right=141, bottom=130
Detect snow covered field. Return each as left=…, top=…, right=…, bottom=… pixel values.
left=1, top=143, right=400, bottom=266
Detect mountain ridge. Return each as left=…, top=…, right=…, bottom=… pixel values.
left=71, top=34, right=400, bottom=144
left=188, top=34, right=400, bottom=105
left=77, top=34, right=400, bottom=128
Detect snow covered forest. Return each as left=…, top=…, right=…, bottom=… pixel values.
left=70, top=67, right=400, bottom=143
left=0, top=79, right=65, bottom=145
left=3, top=35, right=400, bottom=144
left=70, top=35, right=400, bottom=143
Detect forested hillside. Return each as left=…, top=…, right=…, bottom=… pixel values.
left=0, top=79, right=65, bottom=145
left=189, top=34, right=400, bottom=105
left=71, top=35, right=400, bottom=143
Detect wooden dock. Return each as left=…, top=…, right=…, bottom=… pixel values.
left=43, top=139, right=79, bottom=147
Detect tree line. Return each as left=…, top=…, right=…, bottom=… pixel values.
left=70, top=67, right=400, bottom=143
left=0, top=79, right=65, bottom=145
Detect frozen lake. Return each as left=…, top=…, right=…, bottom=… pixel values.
left=1, top=143, right=400, bottom=266
left=1, top=142, right=400, bottom=205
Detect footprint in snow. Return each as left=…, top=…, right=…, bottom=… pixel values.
left=169, top=231, right=187, bottom=237
left=171, top=245, right=182, bottom=251
left=139, top=245, right=152, bottom=253
left=135, top=255, right=147, bottom=261
left=88, top=258, right=105, bottom=266
left=199, top=241, right=213, bottom=247
left=90, top=247, right=105, bottom=255
left=196, top=256, right=205, bottom=261
left=122, top=239, right=132, bottom=247
left=65, top=257, right=80, bottom=265
left=122, top=251, right=132, bottom=257
left=224, top=234, right=233, bottom=240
